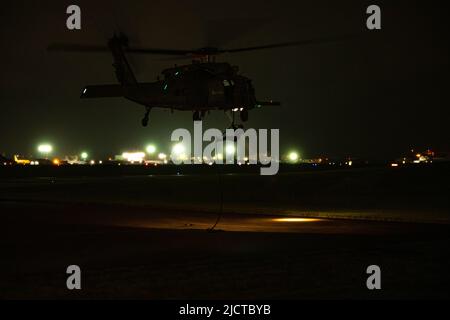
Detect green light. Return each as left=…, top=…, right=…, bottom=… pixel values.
left=163, top=84, right=168, bottom=90
left=146, top=145, right=156, bottom=154
left=81, top=152, right=88, bottom=160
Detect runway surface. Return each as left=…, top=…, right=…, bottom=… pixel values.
left=1, top=168, right=449, bottom=299
left=2, top=199, right=450, bottom=299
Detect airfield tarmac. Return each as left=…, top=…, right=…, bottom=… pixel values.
left=1, top=165, right=450, bottom=299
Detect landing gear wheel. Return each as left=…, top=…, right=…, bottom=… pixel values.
left=240, top=109, right=249, bottom=122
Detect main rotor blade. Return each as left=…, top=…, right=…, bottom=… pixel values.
left=48, top=43, right=194, bottom=56
left=47, top=44, right=109, bottom=52
left=48, top=34, right=358, bottom=56
left=125, top=48, right=193, bottom=55
left=218, top=35, right=358, bottom=54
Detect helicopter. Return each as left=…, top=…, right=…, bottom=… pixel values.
left=49, top=33, right=342, bottom=127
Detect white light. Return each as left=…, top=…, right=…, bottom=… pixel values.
left=172, top=143, right=185, bottom=155
left=38, top=144, right=53, bottom=154
left=288, top=152, right=299, bottom=162
left=90, top=160, right=95, bottom=165
left=158, top=153, right=167, bottom=160
left=122, top=152, right=145, bottom=163
left=225, top=144, right=235, bottom=155
left=146, top=145, right=156, bottom=154
left=83, top=88, right=87, bottom=94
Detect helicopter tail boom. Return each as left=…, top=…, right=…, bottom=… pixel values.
left=80, top=84, right=124, bottom=98
left=256, top=100, right=281, bottom=107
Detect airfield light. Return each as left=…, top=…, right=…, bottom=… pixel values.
left=122, top=152, right=145, bottom=164
left=272, top=218, right=321, bottom=223
left=172, top=143, right=185, bottom=155
left=38, top=144, right=53, bottom=155
left=52, top=158, right=60, bottom=166
left=288, top=152, right=299, bottom=162
left=81, top=152, right=88, bottom=160
left=158, top=153, right=167, bottom=160
left=225, top=144, right=235, bottom=155
left=146, top=145, right=156, bottom=154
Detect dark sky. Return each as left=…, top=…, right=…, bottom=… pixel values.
left=1, top=0, right=449, bottom=160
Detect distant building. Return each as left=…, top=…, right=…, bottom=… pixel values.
left=1, top=154, right=13, bottom=165
left=64, top=156, right=86, bottom=165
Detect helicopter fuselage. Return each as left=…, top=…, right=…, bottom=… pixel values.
left=122, top=62, right=257, bottom=111
left=73, top=35, right=280, bottom=126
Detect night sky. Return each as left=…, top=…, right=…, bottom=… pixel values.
left=1, top=0, right=449, bottom=160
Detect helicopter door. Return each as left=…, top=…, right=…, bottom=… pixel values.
left=185, top=81, right=207, bottom=109
left=223, top=79, right=235, bottom=105
left=208, top=79, right=225, bottom=107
